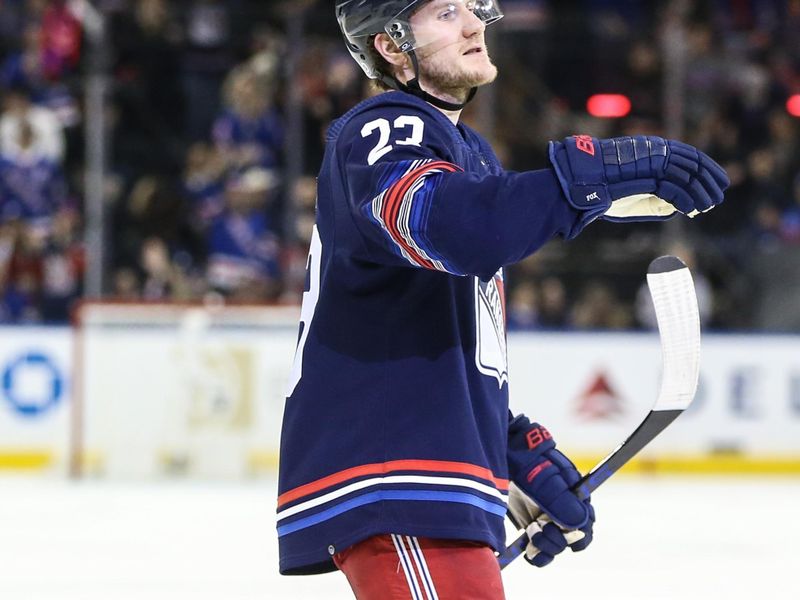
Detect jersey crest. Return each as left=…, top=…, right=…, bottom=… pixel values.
left=474, top=270, right=508, bottom=387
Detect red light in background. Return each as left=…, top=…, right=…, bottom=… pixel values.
left=787, top=95, right=800, bottom=117
left=586, top=94, right=632, bottom=118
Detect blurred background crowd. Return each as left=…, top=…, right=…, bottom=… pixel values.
left=0, top=0, right=799, bottom=330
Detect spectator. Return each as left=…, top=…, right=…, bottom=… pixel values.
left=570, top=280, right=632, bottom=330
left=0, top=219, right=16, bottom=293
left=39, top=0, right=82, bottom=81
left=0, top=116, right=68, bottom=237
left=139, top=236, right=190, bottom=301
left=0, top=85, right=65, bottom=163
left=212, top=66, right=284, bottom=171
left=0, top=0, right=27, bottom=57
left=538, top=276, right=570, bottom=328
left=507, top=281, right=540, bottom=330
left=40, top=208, right=83, bottom=321
left=620, top=39, right=662, bottom=121
left=110, top=266, right=142, bottom=300
left=745, top=147, right=787, bottom=210
left=3, top=222, right=43, bottom=323
left=279, top=174, right=317, bottom=303
left=206, top=167, right=281, bottom=300
left=1, top=22, right=49, bottom=92
left=111, top=175, right=193, bottom=273
left=110, top=0, right=186, bottom=173
left=182, top=141, right=227, bottom=231
left=180, top=0, right=240, bottom=140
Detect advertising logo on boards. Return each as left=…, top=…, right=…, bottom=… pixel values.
left=574, top=371, right=625, bottom=421
left=1, top=351, right=64, bottom=417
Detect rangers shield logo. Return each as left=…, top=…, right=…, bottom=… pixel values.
left=474, top=270, right=508, bottom=387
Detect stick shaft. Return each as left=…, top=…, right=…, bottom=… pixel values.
left=573, top=408, right=683, bottom=500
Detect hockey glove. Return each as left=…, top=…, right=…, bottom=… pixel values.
left=507, top=414, right=594, bottom=567
left=548, top=135, right=729, bottom=228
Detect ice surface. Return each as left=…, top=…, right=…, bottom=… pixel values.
left=0, top=476, right=797, bottom=600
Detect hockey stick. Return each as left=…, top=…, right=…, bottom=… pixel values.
left=497, top=255, right=701, bottom=570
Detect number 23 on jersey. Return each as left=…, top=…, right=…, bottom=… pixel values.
left=361, top=116, right=425, bottom=165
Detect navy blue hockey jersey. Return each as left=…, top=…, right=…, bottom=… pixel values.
left=277, top=91, right=585, bottom=575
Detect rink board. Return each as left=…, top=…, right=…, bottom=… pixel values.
left=0, top=324, right=798, bottom=476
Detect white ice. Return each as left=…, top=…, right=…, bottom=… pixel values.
left=0, top=475, right=797, bottom=600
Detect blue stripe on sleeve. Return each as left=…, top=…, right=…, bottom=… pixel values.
left=411, top=179, right=460, bottom=274
left=376, top=160, right=414, bottom=191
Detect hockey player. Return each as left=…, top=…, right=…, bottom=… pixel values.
left=278, top=1, right=729, bottom=597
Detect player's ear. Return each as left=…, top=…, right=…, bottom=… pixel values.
left=373, top=33, right=409, bottom=70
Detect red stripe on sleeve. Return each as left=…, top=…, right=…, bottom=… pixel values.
left=380, top=161, right=461, bottom=269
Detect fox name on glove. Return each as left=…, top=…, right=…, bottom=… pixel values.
left=548, top=134, right=730, bottom=226
left=507, top=415, right=595, bottom=567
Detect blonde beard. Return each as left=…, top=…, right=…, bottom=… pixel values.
left=415, top=54, right=498, bottom=103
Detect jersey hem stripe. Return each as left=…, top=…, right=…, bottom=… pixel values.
left=277, top=459, right=509, bottom=507
left=276, top=489, right=508, bottom=537
left=277, top=474, right=508, bottom=521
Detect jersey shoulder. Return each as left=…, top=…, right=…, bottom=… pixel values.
left=458, top=121, right=504, bottom=174
left=328, top=91, right=464, bottom=165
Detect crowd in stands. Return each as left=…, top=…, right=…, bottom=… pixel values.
left=0, top=0, right=799, bottom=330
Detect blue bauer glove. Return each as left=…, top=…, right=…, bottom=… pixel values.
left=548, top=135, right=730, bottom=229
left=507, top=414, right=595, bottom=567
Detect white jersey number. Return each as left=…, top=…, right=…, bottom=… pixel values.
left=361, top=116, right=424, bottom=165
left=286, top=225, right=322, bottom=396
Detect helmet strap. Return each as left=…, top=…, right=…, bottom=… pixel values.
left=382, top=50, right=476, bottom=112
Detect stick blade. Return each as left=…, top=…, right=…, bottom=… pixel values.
left=646, top=255, right=701, bottom=412
left=648, top=255, right=687, bottom=274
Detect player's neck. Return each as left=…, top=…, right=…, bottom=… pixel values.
left=437, top=106, right=462, bottom=125
left=394, top=69, right=463, bottom=124
left=414, top=82, right=464, bottom=124
left=406, top=89, right=461, bottom=123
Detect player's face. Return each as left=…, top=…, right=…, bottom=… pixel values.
left=409, top=0, right=498, bottom=102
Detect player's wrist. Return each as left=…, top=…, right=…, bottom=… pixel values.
left=548, top=137, right=613, bottom=213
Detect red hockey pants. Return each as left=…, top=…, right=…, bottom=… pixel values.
left=333, top=534, right=506, bottom=600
